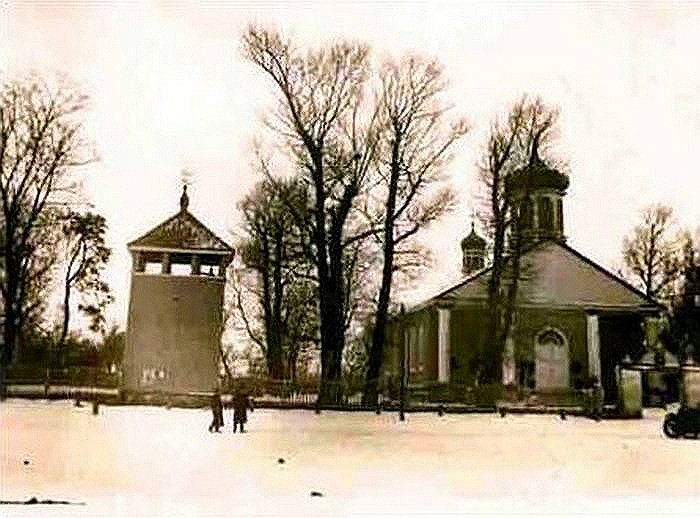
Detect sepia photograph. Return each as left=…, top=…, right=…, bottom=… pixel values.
left=1, top=1, right=699, bottom=516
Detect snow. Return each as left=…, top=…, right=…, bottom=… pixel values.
left=1, top=399, right=700, bottom=517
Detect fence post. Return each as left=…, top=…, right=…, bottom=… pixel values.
left=43, top=368, right=50, bottom=398
left=400, top=323, right=407, bottom=422
left=91, top=353, right=99, bottom=415
left=315, top=386, right=321, bottom=414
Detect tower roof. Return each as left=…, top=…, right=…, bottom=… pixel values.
left=461, top=223, right=486, bottom=250
left=506, top=156, right=569, bottom=194
left=128, top=186, right=233, bottom=253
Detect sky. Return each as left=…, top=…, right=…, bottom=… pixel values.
left=2, top=1, right=700, bottom=331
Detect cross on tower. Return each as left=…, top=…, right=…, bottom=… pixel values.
left=180, top=167, right=193, bottom=187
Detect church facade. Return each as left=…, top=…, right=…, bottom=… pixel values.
left=385, top=160, right=663, bottom=403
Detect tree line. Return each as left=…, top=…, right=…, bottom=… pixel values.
left=233, top=26, right=699, bottom=403
left=232, top=27, right=576, bottom=402
left=2, top=28, right=698, bottom=401
left=621, top=204, right=700, bottom=362
left=0, top=76, right=116, bottom=394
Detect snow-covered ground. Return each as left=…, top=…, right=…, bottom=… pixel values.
left=1, top=399, right=699, bottom=517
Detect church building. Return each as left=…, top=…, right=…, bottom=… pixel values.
left=386, top=159, right=663, bottom=403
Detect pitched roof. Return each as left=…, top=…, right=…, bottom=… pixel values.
left=412, top=240, right=664, bottom=313
left=128, top=210, right=233, bottom=253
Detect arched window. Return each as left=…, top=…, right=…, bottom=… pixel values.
left=534, top=327, right=570, bottom=390
left=536, top=328, right=566, bottom=348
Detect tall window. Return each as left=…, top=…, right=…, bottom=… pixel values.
left=538, top=197, right=554, bottom=233
left=520, top=198, right=534, bottom=230
left=557, top=198, right=564, bottom=233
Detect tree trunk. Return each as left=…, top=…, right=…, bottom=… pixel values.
left=310, top=151, right=349, bottom=405
left=0, top=304, right=16, bottom=400
left=481, top=215, right=506, bottom=385
left=270, top=231, right=286, bottom=379
left=2, top=246, right=20, bottom=366
left=363, top=141, right=401, bottom=405
left=58, top=276, right=71, bottom=369
left=318, top=241, right=346, bottom=404
left=1, top=244, right=19, bottom=399
left=259, top=234, right=284, bottom=380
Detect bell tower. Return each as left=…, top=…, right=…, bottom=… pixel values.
left=506, top=153, right=569, bottom=247
left=123, top=185, right=234, bottom=397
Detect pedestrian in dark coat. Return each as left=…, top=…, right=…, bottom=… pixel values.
left=589, top=377, right=604, bottom=421
left=233, top=390, right=253, bottom=433
left=208, top=388, right=224, bottom=432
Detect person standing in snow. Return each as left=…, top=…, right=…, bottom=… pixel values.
left=590, top=377, right=604, bottom=421
left=208, top=387, right=224, bottom=432
left=232, top=389, right=253, bottom=433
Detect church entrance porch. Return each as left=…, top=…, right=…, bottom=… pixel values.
left=597, top=313, right=646, bottom=404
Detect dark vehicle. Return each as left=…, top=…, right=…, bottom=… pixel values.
left=663, top=407, right=700, bottom=439
left=663, top=365, right=700, bottom=439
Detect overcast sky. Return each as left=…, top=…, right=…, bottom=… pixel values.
left=2, top=1, right=700, bottom=330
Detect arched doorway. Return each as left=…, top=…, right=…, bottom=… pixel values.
left=535, top=327, right=569, bottom=390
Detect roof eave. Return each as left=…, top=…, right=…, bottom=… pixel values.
left=127, top=244, right=234, bottom=255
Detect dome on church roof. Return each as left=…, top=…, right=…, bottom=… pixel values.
left=461, top=224, right=486, bottom=250
left=506, top=157, right=569, bottom=194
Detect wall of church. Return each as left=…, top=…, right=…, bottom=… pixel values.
left=511, top=307, right=589, bottom=389
left=386, top=304, right=591, bottom=392
left=447, top=305, right=588, bottom=389
left=449, top=305, right=488, bottom=385
left=123, top=273, right=225, bottom=394
left=383, top=309, right=438, bottom=384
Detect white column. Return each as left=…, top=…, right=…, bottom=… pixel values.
left=190, top=254, right=201, bottom=275
left=502, top=336, right=516, bottom=385
left=161, top=252, right=171, bottom=274
left=532, top=195, right=539, bottom=230
left=586, top=313, right=601, bottom=379
left=418, top=323, right=425, bottom=377
left=437, top=308, right=451, bottom=383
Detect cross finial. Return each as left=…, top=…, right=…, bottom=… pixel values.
left=180, top=167, right=193, bottom=187
left=180, top=184, right=189, bottom=213
left=179, top=168, right=193, bottom=213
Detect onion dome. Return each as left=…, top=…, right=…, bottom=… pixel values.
left=461, top=222, right=486, bottom=250
left=506, top=156, right=569, bottom=195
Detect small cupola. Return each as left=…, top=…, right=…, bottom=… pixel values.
left=461, top=222, right=486, bottom=275
left=506, top=150, right=569, bottom=247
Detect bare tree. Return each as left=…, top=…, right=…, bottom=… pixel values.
left=242, top=26, right=380, bottom=402
left=12, top=207, right=63, bottom=337
left=57, top=211, right=112, bottom=364
left=362, top=56, right=467, bottom=404
left=622, top=204, right=682, bottom=301
left=667, top=235, right=700, bottom=360
left=476, top=96, right=561, bottom=385
left=0, top=76, right=91, bottom=395
left=238, top=174, right=317, bottom=380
